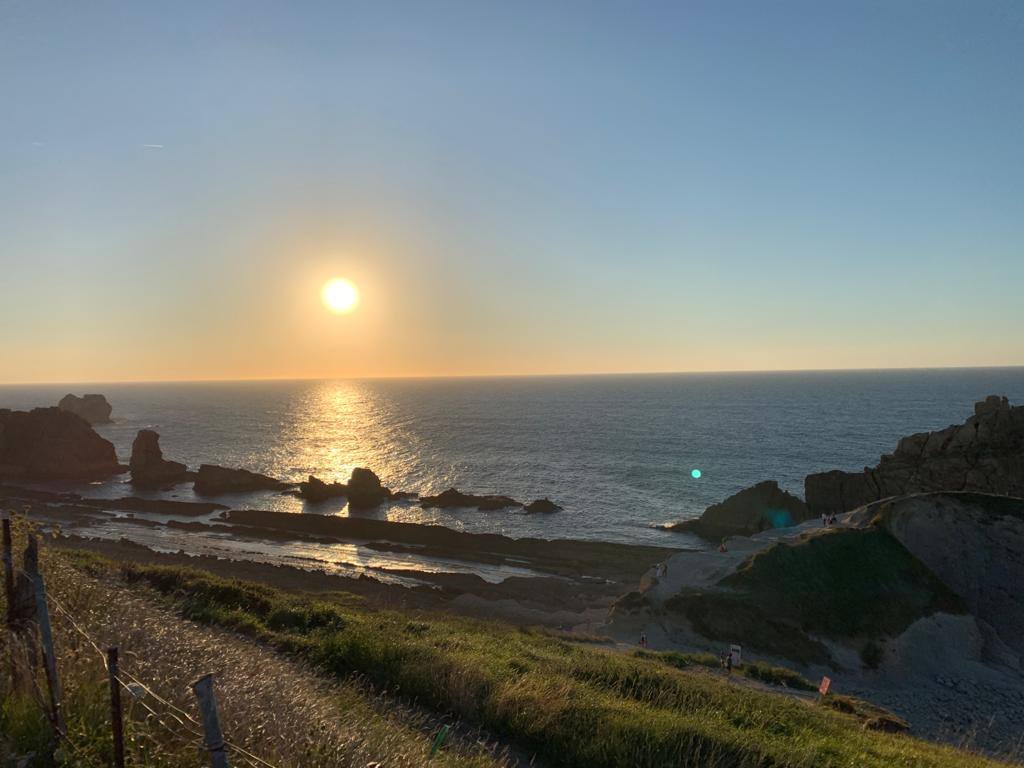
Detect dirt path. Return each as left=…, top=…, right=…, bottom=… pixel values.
left=44, top=556, right=521, bottom=768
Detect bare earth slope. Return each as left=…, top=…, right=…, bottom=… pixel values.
left=610, top=492, right=1024, bottom=757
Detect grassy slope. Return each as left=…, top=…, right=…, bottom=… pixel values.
left=667, top=527, right=966, bottom=664
left=58, top=547, right=1010, bottom=768
left=0, top=523, right=504, bottom=768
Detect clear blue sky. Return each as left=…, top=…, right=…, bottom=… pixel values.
left=2, top=1, right=1022, bottom=382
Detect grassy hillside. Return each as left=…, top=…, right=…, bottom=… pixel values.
left=39, top=543, right=1013, bottom=768
left=0, top=521, right=507, bottom=768
left=666, top=527, right=965, bottom=664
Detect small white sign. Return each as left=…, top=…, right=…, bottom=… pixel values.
left=729, top=644, right=742, bottom=667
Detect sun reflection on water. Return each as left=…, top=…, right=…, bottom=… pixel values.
left=267, top=380, right=428, bottom=522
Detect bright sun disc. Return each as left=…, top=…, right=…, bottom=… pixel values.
left=321, top=278, right=359, bottom=314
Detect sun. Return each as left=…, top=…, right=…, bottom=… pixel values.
left=321, top=278, right=359, bottom=314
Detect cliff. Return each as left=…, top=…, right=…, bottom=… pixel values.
left=805, top=396, right=1024, bottom=515
left=0, top=407, right=123, bottom=480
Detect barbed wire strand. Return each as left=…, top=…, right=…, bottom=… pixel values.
left=44, top=585, right=280, bottom=768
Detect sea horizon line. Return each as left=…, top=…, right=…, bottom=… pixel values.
left=2, top=363, right=1023, bottom=389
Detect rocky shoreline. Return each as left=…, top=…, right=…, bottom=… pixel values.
left=613, top=398, right=1024, bottom=758
left=4, top=390, right=1024, bottom=756
left=1, top=481, right=678, bottom=627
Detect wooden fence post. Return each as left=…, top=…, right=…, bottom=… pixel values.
left=108, top=647, right=126, bottom=768
left=26, top=535, right=65, bottom=736
left=192, top=674, right=230, bottom=768
left=2, top=517, right=13, bottom=626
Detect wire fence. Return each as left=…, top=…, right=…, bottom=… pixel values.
left=3, top=521, right=280, bottom=768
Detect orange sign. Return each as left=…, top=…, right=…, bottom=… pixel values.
left=818, top=676, right=831, bottom=696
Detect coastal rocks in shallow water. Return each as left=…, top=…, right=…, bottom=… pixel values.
left=345, top=467, right=391, bottom=509
left=420, top=487, right=522, bottom=511
left=129, top=430, right=189, bottom=488
left=525, top=498, right=562, bottom=513
left=668, top=480, right=810, bottom=540
left=193, top=464, right=289, bottom=495
left=58, top=393, right=113, bottom=424
left=297, top=475, right=348, bottom=502
left=805, top=395, right=1024, bottom=515
left=0, top=407, right=123, bottom=480
left=297, top=468, right=401, bottom=508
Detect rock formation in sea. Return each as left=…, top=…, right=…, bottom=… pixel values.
left=296, top=468, right=401, bottom=508
left=346, top=467, right=392, bottom=509
left=0, top=407, right=124, bottom=480
left=524, top=498, right=562, bottom=513
left=193, top=464, right=289, bottom=495
left=668, top=480, right=810, bottom=540
left=420, top=487, right=523, bottom=511
left=805, top=395, right=1024, bottom=515
left=129, top=429, right=189, bottom=488
left=58, top=393, right=113, bottom=424
left=297, top=475, right=348, bottom=502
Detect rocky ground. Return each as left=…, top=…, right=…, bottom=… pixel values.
left=609, top=494, right=1024, bottom=759
left=1, top=482, right=678, bottom=630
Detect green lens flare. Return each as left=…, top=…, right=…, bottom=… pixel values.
left=691, top=469, right=702, bottom=479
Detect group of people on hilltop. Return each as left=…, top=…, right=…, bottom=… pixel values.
left=820, top=511, right=839, bottom=526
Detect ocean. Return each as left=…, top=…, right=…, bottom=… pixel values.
left=3, top=368, right=1023, bottom=546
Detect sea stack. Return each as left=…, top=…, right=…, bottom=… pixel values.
left=345, top=467, right=391, bottom=508
left=129, top=429, right=189, bottom=488
left=58, top=393, right=113, bottom=424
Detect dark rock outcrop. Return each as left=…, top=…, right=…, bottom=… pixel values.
left=345, top=467, right=391, bottom=509
left=297, top=475, right=348, bottom=502
left=129, top=430, right=189, bottom=488
left=193, top=464, right=289, bottom=495
left=525, top=498, right=562, bottom=513
left=296, top=468, right=399, bottom=508
left=420, top=487, right=522, bottom=511
left=58, top=393, right=113, bottom=424
left=669, top=480, right=810, bottom=540
left=805, top=396, right=1024, bottom=515
left=0, top=408, right=124, bottom=480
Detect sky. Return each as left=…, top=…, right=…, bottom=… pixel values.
left=1, top=0, right=1023, bottom=384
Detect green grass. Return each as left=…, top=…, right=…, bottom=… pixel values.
left=666, top=527, right=965, bottom=664
left=57, top=549, right=1011, bottom=768
left=633, top=649, right=818, bottom=692
left=1, top=519, right=504, bottom=768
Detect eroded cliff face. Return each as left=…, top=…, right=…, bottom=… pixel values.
left=0, top=407, right=123, bottom=480
left=875, top=492, right=1024, bottom=661
left=805, top=396, right=1024, bottom=515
